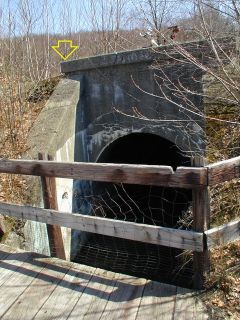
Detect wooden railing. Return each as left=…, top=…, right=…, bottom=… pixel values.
left=0, top=155, right=239, bottom=289
left=0, top=158, right=207, bottom=188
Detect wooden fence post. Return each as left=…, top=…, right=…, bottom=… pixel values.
left=192, top=156, right=210, bottom=289
left=38, top=153, right=66, bottom=260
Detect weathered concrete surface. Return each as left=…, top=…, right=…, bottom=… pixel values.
left=61, top=37, right=237, bottom=73
left=61, top=47, right=209, bottom=164
left=60, top=44, right=207, bottom=272
left=24, top=77, right=81, bottom=259
left=27, top=77, right=81, bottom=155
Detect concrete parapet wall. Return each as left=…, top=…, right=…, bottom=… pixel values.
left=61, top=37, right=237, bottom=73
left=24, top=77, right=81, bottom=259
left=27, top=77, right=80, bottom=156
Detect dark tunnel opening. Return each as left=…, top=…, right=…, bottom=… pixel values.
left=73, top=133, right=194, bottom=287
left=98, top=132, right=189, bottom=167
left=95, top=133, right=191, bottom=226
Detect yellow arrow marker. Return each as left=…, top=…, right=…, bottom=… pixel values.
left=51, top=40, right=79, bottom=61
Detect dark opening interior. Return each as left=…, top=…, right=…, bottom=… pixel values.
left=73, top=133, right=194, bottom=287
left=98, top=132, right=188, bottom=167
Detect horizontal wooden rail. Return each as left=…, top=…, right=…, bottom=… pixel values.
left=0, top=202, right=204, bottom=252
left=205, top=220, right=240, bottom=248
left=0, top=159, right=207, bottom=188
left=207, top=156, right=240, bottom=186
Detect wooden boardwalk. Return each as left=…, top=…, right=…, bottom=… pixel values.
left=0, top=244, right=209, bottom=320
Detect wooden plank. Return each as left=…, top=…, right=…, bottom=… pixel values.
left=1, top=263, right=71, bottom=320
left=0, top=159, right=207, bottom=188
left=0, top=253, right=36, bottom=285
left=34, top=263, right=97, bottom=320
left=0, top=244, right=16, bottom=260
left=68, top=268, right=119, bottom=319
left=136, top=281, right=176, bottom=320
left=207, top=156, right=240, bottom=185
left=99, top=273, right=147, bottom=320
left=81, top=269, right=120, bottom=320
left=0, top=247, right=41, bottom=285
left=0, top=202, right=204, bottom=252
left=192, top=157, right=210, bottom=289
left=205, top=220, right=240, bottom=249
left=174, top=287, right=208, bottom=319
left=70, top=269, right=146, bottom=320
left=0, top=254, right=47, bottom=318
left=39, top=153, right=66, bottom=260
left=0, top=245, right=210, bottom=320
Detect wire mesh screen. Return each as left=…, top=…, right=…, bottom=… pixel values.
left=67, top=179, right=193, bottom=288
left=67, top=133, right=194, bottom=287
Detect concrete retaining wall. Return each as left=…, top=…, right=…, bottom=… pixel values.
left=24, top=77, right=82, bottom=259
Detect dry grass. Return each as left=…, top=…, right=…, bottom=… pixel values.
left=203, top=242, right=240, bottom=319
left=0, top=77, right=60, bottom=244
left=203, top=105, right=240, bottom=319
left=0, top=77, right=60, bottom=204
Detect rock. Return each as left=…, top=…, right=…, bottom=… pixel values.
left=3, top=231, right=25, bottom=249
left=0, top=214, right=6, bottom=237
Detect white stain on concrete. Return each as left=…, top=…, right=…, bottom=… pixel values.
left=91, top=84, right=101, bottom=99
left=113, top=83, right=124, bottom=105
left=87, top=128, right=135, bottom=154
left=55, top=134, right=76, bottom=261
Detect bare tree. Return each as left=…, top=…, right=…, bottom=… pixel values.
left=121, top=0, right=240, bottom=154
left=81, top=0, right=131, bottom=54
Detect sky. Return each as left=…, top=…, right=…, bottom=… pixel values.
left=0, top=0, right=88, bottom=35
left=0, top=0, right=193, bottom=36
